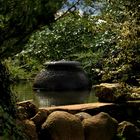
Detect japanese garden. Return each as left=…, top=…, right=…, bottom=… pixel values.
left=0, top=0, right=140, bottom=139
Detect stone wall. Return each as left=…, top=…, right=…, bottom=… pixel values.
left=13, top=100, right=140, bottom=140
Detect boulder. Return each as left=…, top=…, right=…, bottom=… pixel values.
left=17, top=106, right=29, bottom=120
left=131, top=87, right=140, bottom=100
left=118, top=121, right=140, bottom=140
left=94, top=83, right=130, bottom=102
left=31, top=109, right=48, bottom=129
left=17, top=119, right=38, bottom=140
left=75, top=112, right=92, bottom=121
left=82, top=112, right=118, bottom=140
left=40, top=111, right=84, bottom=140
left=17, top=100, right=38, bottom=119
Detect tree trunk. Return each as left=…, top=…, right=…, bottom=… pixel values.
left=0, top=61, right=16, bottom=117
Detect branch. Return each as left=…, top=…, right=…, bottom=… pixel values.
left=55, top=0, right=81, bottom=21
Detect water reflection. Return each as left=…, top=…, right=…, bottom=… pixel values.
left=13, top=81, right=98, bottom=107
left=34, top=90, right=90, bottom=107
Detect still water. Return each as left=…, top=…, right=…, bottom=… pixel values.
left=12, top=81, right=98, bottom=107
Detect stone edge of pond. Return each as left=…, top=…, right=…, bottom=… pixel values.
left=40, top=100, right=140, bottom=119
left=15, top=100, right=140, bottom=140
left=40, top=102, right=113, bottom=113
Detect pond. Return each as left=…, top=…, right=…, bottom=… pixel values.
left=12, top=81, right=98, bottom=107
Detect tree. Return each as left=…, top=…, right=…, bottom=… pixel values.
left=0, top=0, right=64, bottom=59
left=3, top=0, right=140, bottom=85
left=8, top=12, right=108, bottom=84
left=0, top=0, right=64, bottom=138
left=99, top=0, right=140, bottom=84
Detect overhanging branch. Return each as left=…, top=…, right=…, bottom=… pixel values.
left=55, top=0, right=81, bottom=21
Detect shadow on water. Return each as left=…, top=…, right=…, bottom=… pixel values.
left=12, top=81, right=98, bottom=107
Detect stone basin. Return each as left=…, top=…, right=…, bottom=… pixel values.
left=33, top=60, right=91, bottom=91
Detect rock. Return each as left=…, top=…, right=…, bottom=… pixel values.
left=118, top=121, right=140, bottom=140
left=31, top=109, right=48, bottom=129
left=75, top=112, right=92, bottom=121
left=94, top=83, right=130, bottom=102
left=131, top=87, right=140, bottom=94
left=17, top=100, right=38, bottom=119
left=131, top=87, right=140, bottom=100
left=17, top=119, right=38, bottom=140
left=17, top=106, right=29, bottom=120
left=40, top=111, right=84, bottom=140
left=82, top=112, right=118, bottom=140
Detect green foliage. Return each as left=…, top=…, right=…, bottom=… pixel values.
left=22, top=13, right=96, bottom=61
left=0, top=106, right=27, bottom=140
left=0, top=0, right=65, bottom=139
left=3, top=0, right=140, bottom=85
left=5, top=57, right=43, bottom=81
left=0, top=0, right=64, bottom=59
left=11, top=11, right=116, bottom=84
left=0, top=62, right=17, bottom=115
left=114, top=134, right=126, bottom=140
left=98, top=0, right=140, bottom=83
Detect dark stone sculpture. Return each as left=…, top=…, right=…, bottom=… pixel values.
left=33, top=61, right=91, bottom=91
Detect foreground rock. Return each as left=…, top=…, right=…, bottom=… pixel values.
left=17, top=100, right=38, bottom=120
left=17, top=119, right=38, bottom=140
left=31, top=108, right=49, bottom=130
left=131, top=87, right=140, bottom=99
left=75, top=112, right=92, bottom=121
left=40, top=111, right=84, bottom=140
left=82, top=112, right=118, bottom=140
left=15, top=100, right=140, bottom=140
left=118, top=121, right=140, bottom=140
